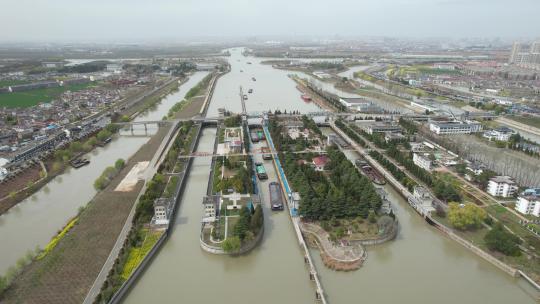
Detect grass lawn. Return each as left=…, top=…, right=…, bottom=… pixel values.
left=226, top=216, right=240, bottom=239
left=0, top=82, right=94, bottom=108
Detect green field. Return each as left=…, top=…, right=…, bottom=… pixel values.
left=0, top=80, right=32, bottom=87
left=0, top=82, right=94, bottom=108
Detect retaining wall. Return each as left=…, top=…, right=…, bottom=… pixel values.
left=351, top=220, right=399, bottom=247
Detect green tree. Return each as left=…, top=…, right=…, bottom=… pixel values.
left=115, top=158, right=126, bottom=171
left=222, top=236, right=241, bottom=253
left=250, top=205, right=263, bottom=234
left=448, top=202, right=486, bottom=230
left=97, top=129, right=112, bottom=142
left=484, top=223, right=522, bottom=256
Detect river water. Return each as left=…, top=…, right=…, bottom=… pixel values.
left=123, top=48, right=539, bottom=303
left=0, top=71, right=208, bottom=274
left=320, top=128, right=539, bottom=303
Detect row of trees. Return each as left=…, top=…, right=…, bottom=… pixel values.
left=304, top=81, right=347, bottom=112
left=369, top=150, right=417, bottom=192
left=301, top=115, right=322, bottom=137
left=93, top=159, right=126, bottom=190
left=386, top=146, right=433, bottom=187
left=185, top=73, right=213, bottom=99
left=398, top=117, right=418, bottom=134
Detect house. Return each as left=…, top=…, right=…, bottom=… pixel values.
left=483, top=127, right=515, bottom=142
left=487, top=176, right=518, bottom=198
left=413, top=153, right=433, bottom=171
left=153, top=198, right=172, bottom=226
left=312, top=155, right=329, bottom=171
left=515, top=196, right=540, bottom=217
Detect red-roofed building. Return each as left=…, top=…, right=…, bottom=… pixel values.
left=312, top=155, right=329, bottom=171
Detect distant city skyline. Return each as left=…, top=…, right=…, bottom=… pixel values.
left=1, top=0, right=539, bottom=42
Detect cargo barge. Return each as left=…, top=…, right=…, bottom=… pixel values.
left=355, top=159, right=386, bottom=185
left=269, top=182, right=284, bottom=211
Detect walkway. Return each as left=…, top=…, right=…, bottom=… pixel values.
left=301, top=222, right=365, bottom=264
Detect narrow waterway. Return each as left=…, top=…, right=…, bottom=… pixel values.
left=0, top=72, right=208, bottom=274
left=123, top=128, right=315, bottom=303
left=126, top=48, right=537, bottom=303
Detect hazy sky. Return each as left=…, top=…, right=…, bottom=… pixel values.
left=1, top=0, right=539, bottom=42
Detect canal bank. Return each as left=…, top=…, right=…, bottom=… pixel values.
left=322, top=125, right=539, bottom=303
left=122, top=48, right=539, bottom=304
left=0, top=71, right=209, bottom=276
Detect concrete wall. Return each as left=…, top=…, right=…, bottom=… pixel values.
left=351, top=220, right=399, bottom=246
left=199, top=225, right=264, bottom=255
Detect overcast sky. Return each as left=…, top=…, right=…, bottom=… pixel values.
left=1, top=0, right=539, bottom=42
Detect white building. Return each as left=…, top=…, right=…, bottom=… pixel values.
left=515, top=196, right=540, bottom=217
left=429, top=121, right=482, bottom=135
left=483, top=127, right=515, bottom=142
left=487, top=176, right=518, bottom=198
left=153, top=198, right=171, bottom=226
left=413, top=153, right=433, bottom=171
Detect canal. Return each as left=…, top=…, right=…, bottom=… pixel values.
left=123, top=48, right=538, bottom=303
left=0, top=71, right=209, bottom=274
left=320, top=127, right=538, bottom=303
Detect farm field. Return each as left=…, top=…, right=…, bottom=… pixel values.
left=0, top=82, right=94, bottom=108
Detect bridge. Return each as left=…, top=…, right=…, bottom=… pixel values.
left=113, top=110, right=432, bottom=134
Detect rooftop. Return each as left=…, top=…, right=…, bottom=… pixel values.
left=489, top=176, right=516, bottom=184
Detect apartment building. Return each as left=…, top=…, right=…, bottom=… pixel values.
left=487, top=176, right=518, bottom=198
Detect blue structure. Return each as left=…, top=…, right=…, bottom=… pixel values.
left=263, top=124, right=297, bottom=217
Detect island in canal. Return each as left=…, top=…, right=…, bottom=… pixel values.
left=268, top=114, right=398, bottom=270
left=200, top=115, right=264, bottom=255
